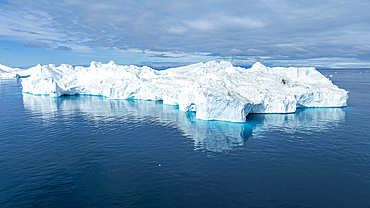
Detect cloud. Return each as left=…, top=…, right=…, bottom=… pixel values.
left=56, top=46, right=72, bottom=51
left=353, top=45, right=370, bottom=54
left=228, top=49, right=244, bottom=56
left=167, top=26, right=188, bottom=34
left=23, top=42, right=51, bottom=48
left=186, top=20, right=217, bottom=30
left=1, top=0, right=370, bottom=67
left=23, top=41, right=72, bottom=51
left=245, top=49, right=268, bottom=56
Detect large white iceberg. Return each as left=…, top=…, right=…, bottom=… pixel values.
left=19, top=61, right=348, bottom=122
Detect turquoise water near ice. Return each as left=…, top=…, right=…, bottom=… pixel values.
left=1, top=69, right=370, bottom=207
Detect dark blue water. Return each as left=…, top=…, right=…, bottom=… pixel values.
left=1, top=69, right=370, bottom=207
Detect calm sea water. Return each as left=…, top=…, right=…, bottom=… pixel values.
left=1, top=69, right=370, bottom=207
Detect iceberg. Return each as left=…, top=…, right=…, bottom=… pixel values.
left=0, top=63, right=41, bottom=78
left=19, top=61, right=348, bottom=122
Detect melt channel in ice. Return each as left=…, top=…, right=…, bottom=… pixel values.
left=19, top=61, right=348, bottom=122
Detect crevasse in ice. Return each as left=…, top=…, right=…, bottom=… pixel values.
left=18, top=61, right=348, bottom=122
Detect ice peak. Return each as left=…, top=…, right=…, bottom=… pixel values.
left=89, top=61, right=102, bottom=68
left=251, top=62, right=268, bottom=72
left=108, top=60, right=116, bottom=66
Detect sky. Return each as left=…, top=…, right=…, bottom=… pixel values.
left=1, top=0, right=370, bottom=68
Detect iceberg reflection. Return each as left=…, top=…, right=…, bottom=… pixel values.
left=22, top=94, right=346, bottom=152
left=247, top=108, right=346, bottom=135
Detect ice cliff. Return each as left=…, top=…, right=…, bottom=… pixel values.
left=17, top=61, right=348, bottom=122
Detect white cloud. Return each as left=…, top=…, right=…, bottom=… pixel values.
left=186, top=20, right=217, bottom=30
left=353, top=45, right=370, bottom=54
left=167, top=26, right=188, bottom=34
left=223, top=16, right=266, bottom=29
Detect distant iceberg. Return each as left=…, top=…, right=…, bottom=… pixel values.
left=0, top=64, right=41, bottom=78
left=17, top=61, right=348, bottom=122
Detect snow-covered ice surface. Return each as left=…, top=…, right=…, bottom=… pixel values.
left=0, top=64, right=41, bottom=78
left=17, top=61, right=348, bottom=122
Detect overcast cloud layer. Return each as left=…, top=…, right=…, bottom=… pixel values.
left=1, top=0, right=370, bottom=67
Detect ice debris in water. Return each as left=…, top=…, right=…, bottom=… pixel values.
left=16, top=60, right=348, bottom=122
